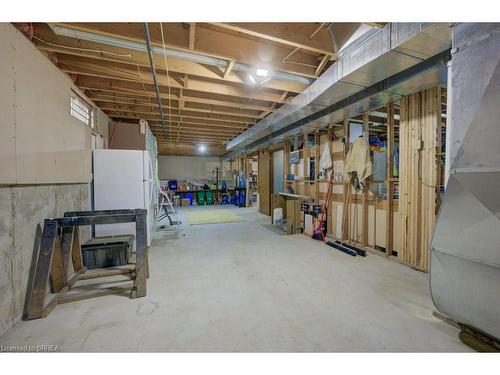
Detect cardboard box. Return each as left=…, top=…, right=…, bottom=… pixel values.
left=181, top=198, right=190, bottom=206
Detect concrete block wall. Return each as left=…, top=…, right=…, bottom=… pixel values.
left=0, top=184, right=89, bottom=335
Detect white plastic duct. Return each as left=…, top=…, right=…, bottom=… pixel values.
left=225, top=23, right=451, bottom=155
left=49, top=24, right=314, bottom=85
left=430, top=23, right=500, bottom=341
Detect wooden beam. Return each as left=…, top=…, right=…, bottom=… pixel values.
left=362, top=112, right=369, bottom=247
left=77, top=79, right=279, bottom=112
left=89, top=94, right=261, bottom=119
left=385, top=100, right=395, bottom=257
left=38, top=41, right=308, bottom=93
left=209, top=23, right=335, bottom=57
left=223, top=60, right=235, bottom=80
left=157, top=138, right=227, bottom=144
left=315, top=54, right=330, bottom=77
left=178, top=88, right=184, bottom=110
left=59, top=59, right=290, bottom=103
left=156, top=134, right=228, bottom=140
left=151, top=127, right=236, bottom=136
left=99, top=103, right=253, bottom=124
left=157, top=136, right=225, bottom=142
left=158, top=143, right=225, bottom=156
left=147, top=123, right=245, bottom=134
left=341, top=117, right=350, bottom=242
left=146, top=121, right=242, bottom=132
left=188, top=23, right=196, bottom=50
left=49, top=22, right=320, bottom=78
left=107, top=113, right=248, bottom=129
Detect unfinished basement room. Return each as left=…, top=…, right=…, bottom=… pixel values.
left=1, top=1, right=500, bottom=370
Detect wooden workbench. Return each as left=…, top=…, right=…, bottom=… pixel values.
left=272, top=192, right=305, bottom=234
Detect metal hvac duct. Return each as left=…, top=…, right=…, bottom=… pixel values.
left=430, top=23, right=500, bottom=341
left=225, top=23, right=451, bottom=158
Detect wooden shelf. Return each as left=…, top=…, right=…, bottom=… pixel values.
left=290, top=179, right=316, bottom=184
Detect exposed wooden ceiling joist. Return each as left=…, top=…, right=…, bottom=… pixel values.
left=58, top=57, right=293, bottom=103
left=100, top=103, right=255, bottom=124
left=51, top=22, right=322, bottom=78
left=79, top=84, right=279, bottom=113
left=107, top=113, right=248, bottom=130
left=90, top=95, right=262, bottom=120
left=87, top=91, right=264, bottom=116
left=207, top=23, right=335, bottom=57
left=29, top=22, right=336, bottom=155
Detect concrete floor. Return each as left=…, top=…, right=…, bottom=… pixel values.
left=0, top=206, right=470, bottom=352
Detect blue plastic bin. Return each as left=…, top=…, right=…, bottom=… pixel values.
left=168, top=180, right=178, bottom=190
left=184, top=192, right=194, bottom=205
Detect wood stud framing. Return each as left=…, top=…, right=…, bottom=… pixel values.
left=238, top=86, right=445, bottom=273
left=385, top=101, right=395, bottom=257
left=398, top=87, right=442, bottom=271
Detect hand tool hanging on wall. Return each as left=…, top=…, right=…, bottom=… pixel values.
left=312, top=130, right=335, bottom=241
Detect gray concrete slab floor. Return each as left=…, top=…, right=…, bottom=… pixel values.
left=0, top=206, right=470, bottom=352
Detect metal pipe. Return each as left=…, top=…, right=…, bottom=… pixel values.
left=143, top=23, right=167, bottom=137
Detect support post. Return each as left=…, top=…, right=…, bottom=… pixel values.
left=341, top=117, right=350, bottom=242
left=315, top=131, right=320, bottom=202
left=132, top=210, right=147, bottom=298
left=362, top=113, right=369, bottom=247
left=385, top=101, right=395, bottom=256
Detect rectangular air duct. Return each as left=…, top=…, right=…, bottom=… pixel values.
left=430, top=23, right=500, bottom=341
left=225, top=23, right=451, bottom=158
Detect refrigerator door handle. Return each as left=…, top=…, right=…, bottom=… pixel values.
left=145, top=152, right=154, bottom=207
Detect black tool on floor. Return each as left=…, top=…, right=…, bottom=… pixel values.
left=326, top=241, right=357, bottom=256
left=334, top=240, right=367, bottom=257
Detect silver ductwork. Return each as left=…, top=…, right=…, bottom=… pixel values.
left=430, top=23, right=500, bottom=340
left=225, top=23, right=451, bottom=157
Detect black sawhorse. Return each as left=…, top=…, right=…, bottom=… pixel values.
left=23, top=209, right=148, bottom=320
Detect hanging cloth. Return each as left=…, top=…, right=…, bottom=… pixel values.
left=343, top=137, right=373, bottom=190
left=319, top=137, right=332, bottom=170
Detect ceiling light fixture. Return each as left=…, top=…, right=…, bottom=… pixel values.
left=256, top=68, right=268, bottom=77
left=198, top=144, right=206, bottom=152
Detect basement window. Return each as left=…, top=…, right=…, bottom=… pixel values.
left=71, top=93, right=95, bottom=128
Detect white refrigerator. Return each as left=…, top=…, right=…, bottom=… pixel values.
left=92, top=149, right=155, bottom=250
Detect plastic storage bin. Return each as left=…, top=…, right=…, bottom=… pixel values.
left=196, top=191, right=206, bottom=205
left=184, top=192, right=194, bottom=205
left=81, top=235, right=134, bottom=269
left=206, top=191, right=214, bottom=205
left=168, top=180, right=178, bottom=190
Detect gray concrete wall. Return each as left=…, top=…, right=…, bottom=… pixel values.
left=0, top=184, right=89, bottom=335
left=0, top=23, right=111, bottom=184
left=0, top=25, right=111, bottom=335
left=158, top=155, right=231, bottom=181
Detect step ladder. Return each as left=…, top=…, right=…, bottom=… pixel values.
left=156, top=190, right=183, bottom=234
